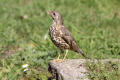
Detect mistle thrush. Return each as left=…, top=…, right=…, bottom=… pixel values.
left=47, top=10, right=88, bottom=61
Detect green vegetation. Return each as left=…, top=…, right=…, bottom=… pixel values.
left=0, top=0, right=120, bottom=79
left=86, top=60, right=120, bottom=80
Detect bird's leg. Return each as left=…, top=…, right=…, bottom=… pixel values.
left=63, top=49, right=68, bottom=61
left=57, top=53, right=60, bottom=60
left=53, top=53, right=61, bottom=62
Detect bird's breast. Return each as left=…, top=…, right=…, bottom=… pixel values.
left=49, top=26, right=70, bottom=49
left=49, top=26, right=61, bottom=37
left=49, top=26, right=62, bottom=43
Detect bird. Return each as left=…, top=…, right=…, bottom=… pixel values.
left=47, top=10, right=88, bottom=62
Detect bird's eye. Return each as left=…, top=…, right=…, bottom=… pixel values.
left=53, top=13, right=55, bottom=16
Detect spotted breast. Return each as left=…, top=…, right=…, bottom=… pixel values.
left=49, top=24, right=70, bottom=50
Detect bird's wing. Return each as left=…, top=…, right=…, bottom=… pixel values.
left=61, top=26, right=79, bottom=51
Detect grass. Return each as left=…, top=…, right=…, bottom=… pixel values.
left=86, top=60, right=120, bottom=80
left=0, top=0, right=120, bottom=80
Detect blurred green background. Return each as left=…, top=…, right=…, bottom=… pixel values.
left=0, top=0, right=120, bottom=80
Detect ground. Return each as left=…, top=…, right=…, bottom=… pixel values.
left=0, top=0, right=120, bottom=80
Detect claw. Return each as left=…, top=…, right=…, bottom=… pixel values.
left=53, top=59, right=63, bottom=62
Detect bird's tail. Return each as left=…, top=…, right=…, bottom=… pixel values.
left=76, top=49, right=89, bottom=59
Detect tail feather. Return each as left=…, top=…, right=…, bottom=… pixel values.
left=76, top=49, right=89, bottom=59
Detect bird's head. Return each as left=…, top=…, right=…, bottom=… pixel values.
left=47, top=10, right=63, bottom=25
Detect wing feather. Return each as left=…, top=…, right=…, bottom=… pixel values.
left=61, top=26, right=79, bottom=51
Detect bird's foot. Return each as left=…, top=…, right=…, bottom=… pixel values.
left=53, top=59, right=64, bottom=62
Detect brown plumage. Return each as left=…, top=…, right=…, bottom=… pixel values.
left=47, top=10, right=88, bottom=61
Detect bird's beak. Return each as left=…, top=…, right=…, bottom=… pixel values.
left=47, top=11, right=51, bottom=15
